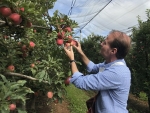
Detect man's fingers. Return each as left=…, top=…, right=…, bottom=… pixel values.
left=70, top=46, right=73, bottom=51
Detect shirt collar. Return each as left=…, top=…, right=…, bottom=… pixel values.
left=103, top=59, right=125, bottom=68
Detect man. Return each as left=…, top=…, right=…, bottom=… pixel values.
left=64, top=30, right=131, bottom=113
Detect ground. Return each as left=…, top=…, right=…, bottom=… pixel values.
left=128, top=94, right=149, bottom=113
left=54, top=93, right=149, bottom=113
left=50, top=100, right=70, bottom=113
left=26, top=93, right=149, bottom=113
left=26, top=95, right=70, bottom=113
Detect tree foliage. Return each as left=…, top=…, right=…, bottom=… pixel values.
left=127, top=9, right=150, bottom=110
left=0, top=0, right=78, bottom=112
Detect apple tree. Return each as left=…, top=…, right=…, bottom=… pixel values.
left=127, top=9, right=150, bottom=110
left=0, top=0, right=78, bottom=112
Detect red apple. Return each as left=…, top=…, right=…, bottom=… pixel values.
left=3, top=35, right=8, bottom=39
left=9, top=104, right=16, bottom=111
left=64, top=42, right=71, bottom=47
left=33, top=29, right=36, bottom=33
left=56, top=38, right=63, bottom=45
left=22, top=52, right=28, bottom=58
left=67, top=35, right=73, bottom=43
left=26, top=21, right=32, bottom=27
left=64, top=76, right=71, bottom=85
left=7, top=65, right=15, bottom=72
left=64, top=27, right=72, bottom=32
left=20, top=7, right=24, bottom=12
left=21, top=45, right=27, bottom=52
left=47, top=91, right=53, bottom=98
left=0, top=6, right=12, bottom=17
left=29, top=41, right=35, bottom=48
left=57, top=31, right=65, bottom=39
left=30, top=63, right=35, bottom=68
left=70, top=40, right=78, bottom=46
left=9, top=13, right=22, bottom=25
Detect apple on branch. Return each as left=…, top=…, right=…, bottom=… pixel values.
left=56, top=38, right=64, bottom=45
left=47, top=91, right=53, bottom=98
left=9, top=13, right=22, bottom=25
left=21, top=45, right=27, bottom=52
left=64, top=42, right=71, bottom=47
left=64, top=76, right=71, bottom=85
left=30, top=63, right=35, bottom=68
left=25, top=21, right=32, bottom=27
left=29, top=41, right=35, bottom=48
left=67, top=35, right=73, bottom=43
left=19, top=7, right=24, bottom=12
left=57, top=31, right=65, bottom=39
left=7, top=65, right=15, bottom=72
left=3, top=35, right=8, bottom=39
left=33, top=29, right=36, bottom=33
left=9, top=104, right=16, bottom=111
left=70, top=40, right=78, bottom=46
left=0, top=6, right=12, bottom=17
left=64, top=26, right=72, bottom=32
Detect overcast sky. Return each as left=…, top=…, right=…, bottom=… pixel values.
left=48, top=0, right=150, bottom=39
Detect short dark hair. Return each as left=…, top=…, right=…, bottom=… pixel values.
left=109, top=30, right=131, bottom=59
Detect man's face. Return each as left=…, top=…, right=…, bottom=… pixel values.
left=100, top=34, right=114, bottom=59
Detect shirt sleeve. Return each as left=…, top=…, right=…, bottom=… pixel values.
left=70, top=68, right=122, bottom=91
left=87, top=61, right=104, bottom=74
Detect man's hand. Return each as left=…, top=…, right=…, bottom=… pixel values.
left=73, top=41, right=84, bottom=55
left=64, top=45, right=74, bottom=60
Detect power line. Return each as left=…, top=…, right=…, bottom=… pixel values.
left=68, top=0, right=76, bottom=16
left=74, top=0, right=112, bottom=36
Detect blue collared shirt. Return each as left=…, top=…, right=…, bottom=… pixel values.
left=70, top=59, right=131, bottom=113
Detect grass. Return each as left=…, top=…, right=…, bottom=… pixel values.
left=139, top=92, right=148, bottom=101
left=65, top=84, right=95, bottom=113
left=65, top=85, right=148, bottom=113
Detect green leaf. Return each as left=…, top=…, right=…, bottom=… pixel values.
left=68, top=71, right=72, bottom=76
left=18, top=109, right=27, bottom=113
left=35, top=70, right=46, bottom=79
left=17, top=80, right=27, bottom=86
left=0, top=74, right=8, bottom=84
left=3, top=91, right=12, bottom=100
left=58, top=91, right=62, bottom=98
left=31, top=68, right=37, bottom=75
left=41, top=60, right=49, bottom=65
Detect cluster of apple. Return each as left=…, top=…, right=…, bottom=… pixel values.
left=6, top=41, right=35, bottom=72
left=0, top=6, right=24, bottom=25
left=20, top=41, right=35, bottom=58
left=56, top=26, right=78, bottom=47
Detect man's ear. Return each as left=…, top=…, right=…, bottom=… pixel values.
left=111, top=48, right=117, bottom=54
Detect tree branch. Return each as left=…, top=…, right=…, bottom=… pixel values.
left=0, top=20, right=6, bottom=26
left=0, top=20, right=51, bottom=30
left=0, top=20, right=5, bottom=23
left=5, top=72, right=49, bottom=84
left=32, top=25, right=51, bottom=30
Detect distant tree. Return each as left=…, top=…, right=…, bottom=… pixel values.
left=75, top=33, right=105, bottom=74
left=127, top=9, right=150, bottom=111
